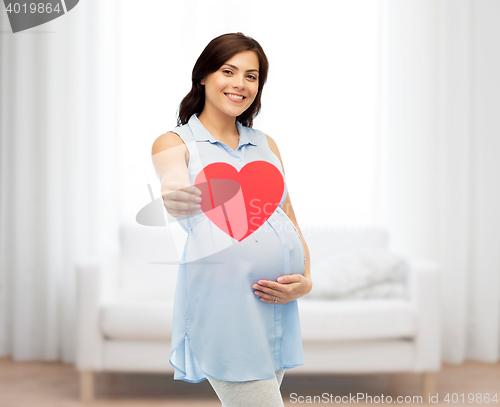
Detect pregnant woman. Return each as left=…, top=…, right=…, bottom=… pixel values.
left=151, top=32, right=312, bottom=407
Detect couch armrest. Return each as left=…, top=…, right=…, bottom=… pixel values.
left=75, top=253, right=120, bottom=371
left=407, top=257, right=442, bottom=371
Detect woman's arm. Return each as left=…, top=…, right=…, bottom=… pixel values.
left=151, top=132, right=201, bottom=217
left=252, top=134, right=312, bottom=304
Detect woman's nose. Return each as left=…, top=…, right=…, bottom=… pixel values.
left=232, top=75, right=245, bottom=88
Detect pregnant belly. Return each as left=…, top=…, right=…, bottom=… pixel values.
left=183, top=210, right=304, bottom=349
left=183, top=209, right=305, bottom=292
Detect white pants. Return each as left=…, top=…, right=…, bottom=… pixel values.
left=206, top=369, right=286, bottom=407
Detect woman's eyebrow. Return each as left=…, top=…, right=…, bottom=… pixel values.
left=223, top=63, right=259, bottom=73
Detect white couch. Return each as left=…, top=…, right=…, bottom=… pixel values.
left=75, top=223, right=441, bottom=402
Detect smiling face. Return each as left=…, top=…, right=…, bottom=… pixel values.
left=200, top=50, right=260, bottom=119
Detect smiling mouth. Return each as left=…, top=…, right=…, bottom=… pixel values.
left=224, top=93, right=246, bottom=100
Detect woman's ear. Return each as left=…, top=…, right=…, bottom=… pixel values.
left=200, top=76, right=205, bottom=86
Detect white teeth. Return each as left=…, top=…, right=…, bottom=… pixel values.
left=226, top=93, right=244, bottom=100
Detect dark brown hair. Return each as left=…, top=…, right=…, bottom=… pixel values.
left=176, top=32, right=269, bottom=128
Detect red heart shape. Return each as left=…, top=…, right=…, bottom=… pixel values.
left=194, top=161, right=284, bottom=242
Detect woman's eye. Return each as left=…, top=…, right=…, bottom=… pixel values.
left=222, top=69, right=257, bottom=80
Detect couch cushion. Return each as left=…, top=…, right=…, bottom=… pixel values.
left=100, top=298, right=416, bottom=342
left=297, top=299, right=416, bottom=341
left=101, top=300, right=174, bottom=340
left=306, top=248, right=409, bottom=300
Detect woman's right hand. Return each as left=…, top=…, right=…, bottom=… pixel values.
left=162, top=181, right=202, bottom=218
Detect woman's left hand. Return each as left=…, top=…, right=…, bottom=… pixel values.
left=252, top=274, right=312, bottom=304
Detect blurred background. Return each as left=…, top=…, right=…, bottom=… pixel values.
left=0, top=0, right=499, bottom=405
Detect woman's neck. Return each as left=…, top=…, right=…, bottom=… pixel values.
left=197, top=110, right=239, bottom=141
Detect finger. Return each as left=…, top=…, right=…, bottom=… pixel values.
left=167, top=184, right=202, bottom=199
left=181, top=185, right=202, bottom=196
left=254, top=289, right=270, bottom=301
left=259, top=293, right=279, bottom=303
left=165, top=201, right=201, bottom=212
left=256, top=280, right=285, bottom=292
left=163, top=200, right=200, bottom=217
left=253, top=284, right=281, bottom=297
left=164, top=189, right=202, bottom=203
left=276, top=275, right=302, bottom=284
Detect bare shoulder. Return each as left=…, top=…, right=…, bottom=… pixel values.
left=152, top=131, right=189, bottom=166
left=151, top=131, right=186, bottom=155
left=265, top=134, right=282, bottom=161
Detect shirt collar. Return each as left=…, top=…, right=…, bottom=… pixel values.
left=188, top=113, right=257, bottom=147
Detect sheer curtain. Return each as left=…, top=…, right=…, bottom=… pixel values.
left=376, top=0, right=500, bottom=363
left=0, top=0, right=120, bottom=362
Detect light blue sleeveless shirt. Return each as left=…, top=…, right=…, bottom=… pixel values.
left=169, top=113, right=305, bottom=383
